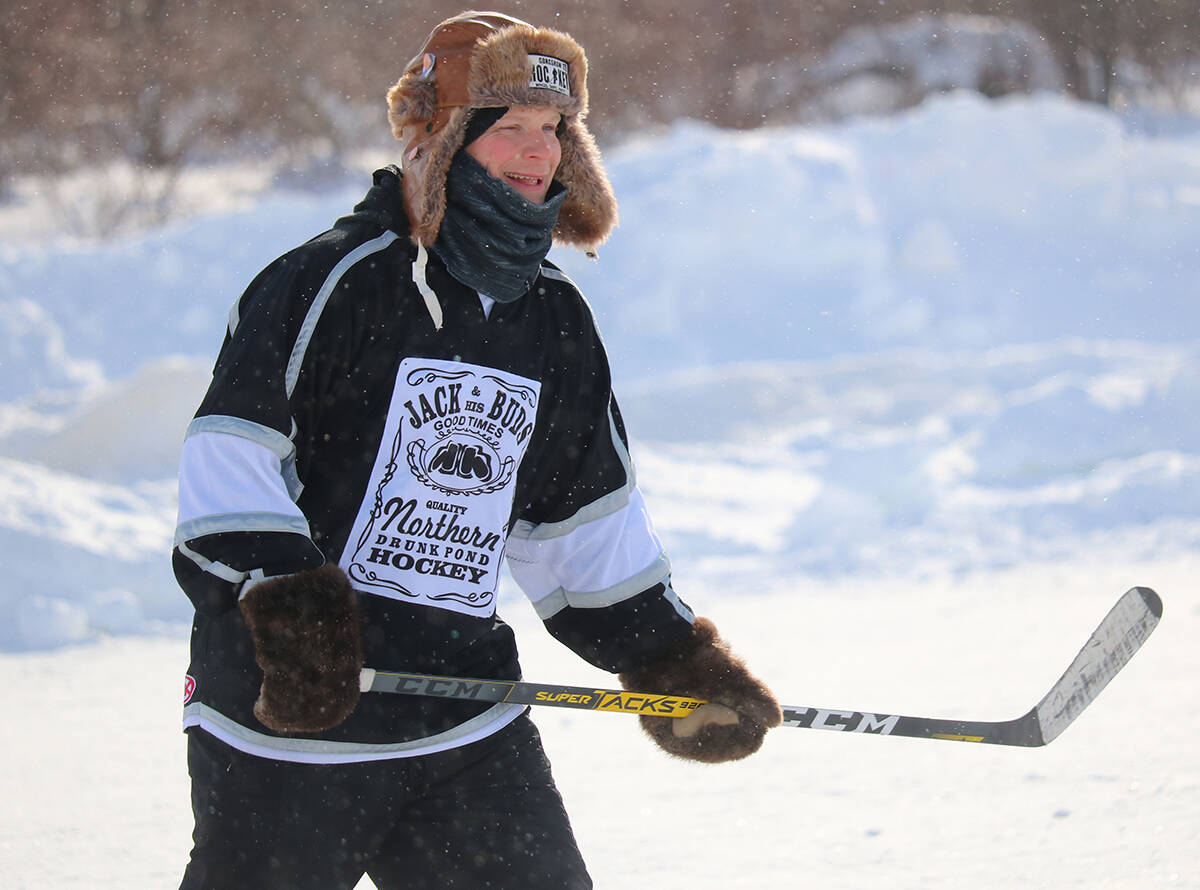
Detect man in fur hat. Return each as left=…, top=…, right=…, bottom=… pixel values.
left=174, top=11, right=780, bottom=889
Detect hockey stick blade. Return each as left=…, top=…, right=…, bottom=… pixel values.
left=779, top=586, right=1162, bottom=746
left=359, top=587, right=1162, bottom=748
left=1030, top=585, right=1162, bottom=744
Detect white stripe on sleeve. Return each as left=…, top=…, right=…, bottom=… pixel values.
left=505, top=486, right=670, bottom=618
left=176, top=430, right=307, bottom=533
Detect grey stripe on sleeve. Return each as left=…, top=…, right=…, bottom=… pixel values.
left=531, top=553, right=673, bottom=620
left=174, top=511, right=312, bottom=546
left=186, top=415, right=295, bottom=460
left=285, top=230, right=400, bottom=398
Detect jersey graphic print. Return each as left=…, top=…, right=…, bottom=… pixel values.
left=342, top=357, right=540, bottom=616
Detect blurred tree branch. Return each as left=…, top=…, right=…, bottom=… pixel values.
left=2, top=0, right=1196, bottom=193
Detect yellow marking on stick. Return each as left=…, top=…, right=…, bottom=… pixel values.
left=595, top=692, right=706, bottom=717
left=932, top=733, right=986, bottom=743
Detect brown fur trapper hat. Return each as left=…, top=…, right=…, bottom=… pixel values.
left=387, top=11, right=618, bottom=251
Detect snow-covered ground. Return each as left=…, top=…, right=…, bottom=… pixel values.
left=1, top=91, right=1197, bottom=887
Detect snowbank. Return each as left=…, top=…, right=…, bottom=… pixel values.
left=0, top=92, right=1196, bottom=652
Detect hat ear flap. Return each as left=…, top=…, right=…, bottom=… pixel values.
left=402, top=106, right=471, bottom=247
left=387, top=76, right=437, bottom=140
left=553, top=118, right=618, bottom=252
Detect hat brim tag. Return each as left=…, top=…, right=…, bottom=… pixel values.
left=528, top=55, right=570, bottom=96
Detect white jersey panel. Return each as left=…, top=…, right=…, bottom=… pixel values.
left=176, top=430, right=305, bottom=532
left=506, top=486, right=668, bottom=616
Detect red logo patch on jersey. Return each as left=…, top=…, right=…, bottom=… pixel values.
left=183, top=674, right=196, bottom=704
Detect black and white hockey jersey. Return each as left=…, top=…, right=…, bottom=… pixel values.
left=174, top=167, right=695, bottom=763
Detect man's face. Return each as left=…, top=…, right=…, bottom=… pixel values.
left=465, top=105, right=563, bottom=204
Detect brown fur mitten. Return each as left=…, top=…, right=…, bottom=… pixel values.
left=619, top=618, right=781, bottom=763
left=238, top=564, right=363, bottom=734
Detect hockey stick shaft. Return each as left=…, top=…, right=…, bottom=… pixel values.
left=359, top=587, right=1162, bottom=747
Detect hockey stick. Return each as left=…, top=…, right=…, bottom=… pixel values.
left=359, top=586, right=1162, bottom=747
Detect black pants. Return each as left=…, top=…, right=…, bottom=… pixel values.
left=180, top=715, right=592, bottom=889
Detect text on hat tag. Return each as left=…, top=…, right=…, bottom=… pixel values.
left=527, top=55, right=570, bottom=96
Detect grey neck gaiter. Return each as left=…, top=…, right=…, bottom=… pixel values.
left=431, top=151, right=567, bottom=303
